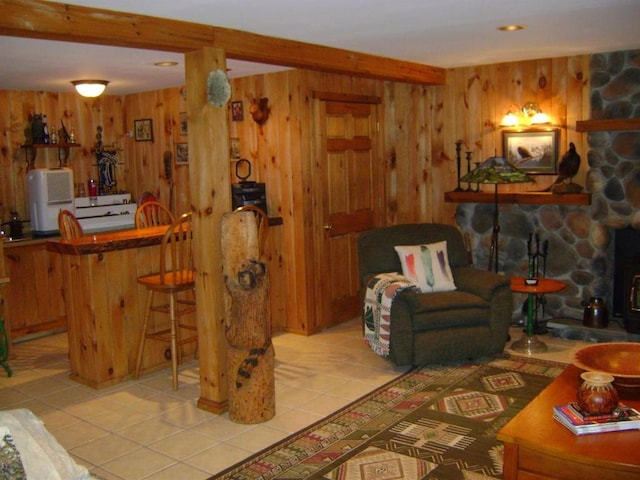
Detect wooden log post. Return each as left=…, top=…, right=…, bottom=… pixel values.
left=221, top=210, right=275, bottom=423
left=186, top=47, right=230, bottom=414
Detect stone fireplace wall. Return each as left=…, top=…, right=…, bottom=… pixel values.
left=456, top=49, right=640, bottom=324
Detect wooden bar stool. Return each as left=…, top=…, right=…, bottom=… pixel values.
left=134, top=212, right=197, bottom=390
left=57, top=209, right=84, bottom=240
left=135, top=201, right=175, bottom=228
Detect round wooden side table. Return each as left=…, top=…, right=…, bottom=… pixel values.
left=509, top=277, right=566, bottom=354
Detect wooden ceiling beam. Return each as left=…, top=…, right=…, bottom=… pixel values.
left=0, top=0, right=446, bottom=85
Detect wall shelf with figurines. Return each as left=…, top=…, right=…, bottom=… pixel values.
left=21, top=116, right=79, bottom=169
left=21, top=143, right=80, bottom=170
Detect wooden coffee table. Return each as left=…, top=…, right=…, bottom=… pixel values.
left=497, top=364, right=640, bottom=479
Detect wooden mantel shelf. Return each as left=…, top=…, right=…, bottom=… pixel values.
left=576, top=118, right=640, bottom=132
left=445, top=191, right=591, bottom=206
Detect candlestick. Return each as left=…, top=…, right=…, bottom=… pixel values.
left=465, top=151, right=473, bottom=191
left=454, top=141, right=464, bottom=192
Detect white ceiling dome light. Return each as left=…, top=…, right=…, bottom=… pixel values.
left=71, top=80, right=109, bottom=97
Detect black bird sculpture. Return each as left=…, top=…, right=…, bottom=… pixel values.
left=543, top=142, right=581, bottom=192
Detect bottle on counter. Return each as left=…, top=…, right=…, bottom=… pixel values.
left=42, top=115, right=49, bottom=144
left=88, top=179, right=98, bottom=205
left=69, top=127, right=76, bottom=144
left=50, top=125, right=58, bottom=144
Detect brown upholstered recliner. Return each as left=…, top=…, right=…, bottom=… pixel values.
left=357, top=223, right=512, bottom=366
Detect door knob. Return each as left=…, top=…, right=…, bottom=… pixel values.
left=323, top=224, right=334, bottom=231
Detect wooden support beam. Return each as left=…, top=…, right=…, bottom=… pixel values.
left=186, top=47, right=230, bottom=414
left=0, top=0, right=445, bottom=85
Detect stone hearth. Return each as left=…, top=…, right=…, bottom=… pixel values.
left=455, top=49, right=640, bottom=326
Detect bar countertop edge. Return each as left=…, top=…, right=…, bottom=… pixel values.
left=46, top=226, right=167, bottom=255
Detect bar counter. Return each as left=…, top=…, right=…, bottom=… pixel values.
left=47, top=226, right=197, bottom=389
left=47, top=225, right=166, bottom=255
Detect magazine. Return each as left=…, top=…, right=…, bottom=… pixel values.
left=553, top=403, right=640, bottom=435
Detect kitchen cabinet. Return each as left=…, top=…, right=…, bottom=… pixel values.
left=3, top=240, right=66, bottom=339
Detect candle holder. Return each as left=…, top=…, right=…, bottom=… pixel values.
left=465, top=151, right=473, bottom=191
left=454, top=142, right=464, bottom=192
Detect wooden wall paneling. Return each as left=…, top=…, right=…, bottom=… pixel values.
left=0, top=90, right=15, bottom=221
left=308, top=81, right=327, bottom=334
left=261, top=72, right=290, bottom=333
left=411, top=84, right=430, bottom=223
left=171, top=87, right=189, bottom=216
left=287, top=70, right=314, bottom=334
left=124, top=91, right=163, bottom=204
left=384, top=83, right=413, bottom=225
left=227, top=72, right=295, bottom=333
left=431, top=80, right=457, bottom=225
left=479, top=64, right=499, bottom=160
left=382, top=83, right=400, bottom=226
left=157, top=88, right=175, bottom=212
left=1, top=53, right=593, bottom=341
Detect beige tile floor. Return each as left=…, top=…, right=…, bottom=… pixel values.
left=0, top=319, right=588, bottom=480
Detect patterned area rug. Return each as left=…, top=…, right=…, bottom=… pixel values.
left=209, top=355, right=565, bottom=480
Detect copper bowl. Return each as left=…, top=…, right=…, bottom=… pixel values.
left=573, top=342, right=640, bottom=388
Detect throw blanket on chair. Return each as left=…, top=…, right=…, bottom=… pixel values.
left=363, top=272, right=418, bottom=357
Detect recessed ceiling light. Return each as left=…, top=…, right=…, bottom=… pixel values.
left=498, top=25, right=526, bottom=32
left=154, top=61, right=178, bottom=67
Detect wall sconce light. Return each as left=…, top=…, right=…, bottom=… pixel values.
left=501, top=102, right=549, bottom=127
left=71, top=80, right=109, bottom=97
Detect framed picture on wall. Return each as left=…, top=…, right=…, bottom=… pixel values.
left=502, top=129, right=559, bottom=174
left=230, top=137, right=240, bottom=159
left=134, top=119, right=153, bottom=142
left=176, top=143, right=189, bottom=164
left=231, top=101, right=244, bottom=121
left=179, top=112, right=188, bottom=135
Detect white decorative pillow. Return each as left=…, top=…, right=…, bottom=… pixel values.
left=394, top=241, right=456, bottom=293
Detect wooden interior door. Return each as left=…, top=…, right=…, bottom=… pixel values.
left=315, top=93, right=381, bottom=326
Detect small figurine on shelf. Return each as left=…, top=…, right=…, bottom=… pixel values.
left=69, top=127, right=76, bottom=144
left=50, top=126, right=58, bottom=144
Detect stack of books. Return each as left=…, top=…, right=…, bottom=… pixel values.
left=553, top=402, right=640, bottom=435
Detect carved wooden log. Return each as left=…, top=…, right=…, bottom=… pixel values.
left=221, top=211, right=275, bottom=423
